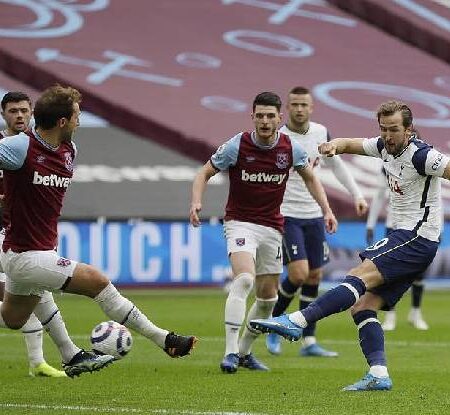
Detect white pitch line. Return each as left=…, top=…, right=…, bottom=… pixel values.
left=1, top=332, right=450, bottom=348
left=0, top=403, right=269, bottom=415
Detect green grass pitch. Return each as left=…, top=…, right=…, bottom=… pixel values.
left=1, top=288, right=450, bottom=415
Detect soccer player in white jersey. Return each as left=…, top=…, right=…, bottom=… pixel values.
left=366, top=160, right=431, bottom=331
left=0, top=86, right=196, bottom=378
left=266, top=86, right=368, bottom=357
left=190, top=92, right=337, bottom=373
left=1, top=92, right=66, bottom=377
left=251, top=100, right=450, bottom=391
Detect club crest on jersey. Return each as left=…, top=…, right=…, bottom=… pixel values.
left=36, top=155, right=46, bottom=164
left=64, top=152, right=73, bottom=172
left=56, top=257, right=71, bottom=267
left=276, top=152, right=289, bottom=169
left=235, top=238, right=245, bottom=246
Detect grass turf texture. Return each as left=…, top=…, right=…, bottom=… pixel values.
left=0, top=288, right=449, bottom=415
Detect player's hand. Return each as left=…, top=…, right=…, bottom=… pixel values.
left=318, top=142, right=337, bottom=157
left=355, top=197, right=368, bottom=216
left=366, top=228, right=374, bottom=245
left=189, top=202, right=202, bottom=227
left=324, top=210, right=338, bottom=234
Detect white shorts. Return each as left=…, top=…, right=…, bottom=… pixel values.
left=224, top=220, right=283, bottom=276
left=0, top=249, right=77, bottom=297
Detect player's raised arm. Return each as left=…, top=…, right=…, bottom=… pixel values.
left=190, top=161, right=218, bottom=227
left=319, top=137, right=366, bottom=157
left=295, top=164, right=337, bottom=233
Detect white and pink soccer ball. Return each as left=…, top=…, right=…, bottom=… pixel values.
left=90, top=321, right=133, bottom=360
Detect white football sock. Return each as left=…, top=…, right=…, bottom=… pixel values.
left=369, top=365, right=389, bottom=378
left=33, top=291, right=80, bottom=363
left=95, top=283, right=168, bottom=348
left=224, top=272, right=254, bottom=356
left=239, top=296, right=277, bottom=356
left=0, top=300, right=45, bottom=366
left=289, top=310, right=308, bottom=328
left=21, top=313, right=45, bottom=367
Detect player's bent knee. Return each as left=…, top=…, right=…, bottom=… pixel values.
left=67, top=263, right=110, bottom=297
left=1, top=310, right=26, bottom=330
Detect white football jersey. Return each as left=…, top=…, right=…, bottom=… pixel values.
left=363, top=136, right=448, bottom=241
left=280, top=122, right=362, bottom=219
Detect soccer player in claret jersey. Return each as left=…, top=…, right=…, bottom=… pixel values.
left=266, top=86, right=368, bottom=357
left=0, top=86, right=196, bottom=378
left=1, top=91, right=67, bottom=377
left=251, top=100, right=450, bottom=390
left=190, top=92, right=337, bottom=373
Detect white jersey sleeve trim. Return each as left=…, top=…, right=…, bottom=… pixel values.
left=0, top=133, right=29, bottom=170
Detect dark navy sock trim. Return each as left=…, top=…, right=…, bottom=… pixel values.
left=41, top=309, right=59, bottom=326
left=22, top=328, right=43, bottom=334
left=60, top=276, right=72, bottom=291
left=120, top=306, right=135, bottom=325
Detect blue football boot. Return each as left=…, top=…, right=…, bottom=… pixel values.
left=239, top=353, right=269, bottom=371
left=250, top=314, right=302, bottom=341
left=300, top=343, right=338, bottom=357
left=342, top=373, right=393, bottom=391
left=220, top=353, right=239, bottom=374
left=266, top=332, right=282, bottom=355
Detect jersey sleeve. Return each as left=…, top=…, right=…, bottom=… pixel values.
left=362, top=136, right=384, bottom=158
left=0, top=133, right=29, bottom=170
left=210, top=133, right=241, bottom=171
left=291, top=140, right=309, bottom=169
left=413, top=147, right=450, bottom=177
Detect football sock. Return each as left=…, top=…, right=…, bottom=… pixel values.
left=33, top=291, right=81, bottom=363
left=290, top=275, right=366, bottom=327
left=412, top=280, right=424, bottom=308
left=224, top=272, right=254, bottom=355
left=21, top=314, right=45, bottom=367
left=272, top=277, right=299, bottom=317
left=353, top=310, right=387, bottom=367
left=0, top=302, right=46, bottom=367
left=300, top=284, right=319, bottom=337
left=94, top=283, right=168, bottom=348
left=239, top=296, right=277, bottom=356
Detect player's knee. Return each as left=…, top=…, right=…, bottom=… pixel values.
left=288, top=269, right=307, bottom=285
left=1, top=310, right=26, bottom=330
left=229, top=272, right=254, bottom=298
left=306, top=269, right=322, bottom=285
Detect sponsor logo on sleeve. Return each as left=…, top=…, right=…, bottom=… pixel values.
left=432, top=153, right=443, bottom=171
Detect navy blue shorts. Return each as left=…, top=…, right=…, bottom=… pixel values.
left=359, top=229, right=438, bottom=309
left=282, top=216, right=329, bottom=269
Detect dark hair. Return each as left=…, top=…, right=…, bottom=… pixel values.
left=34, top=85, right=82, bottom=129
left=376, top=100, right=413, bottom=129
left=252, top=91, right=282, bottom=112
left=288, top=86, right=310, bottom=95
left=1, top=91, right=32, bottom=111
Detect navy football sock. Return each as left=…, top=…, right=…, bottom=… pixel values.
left=300, top=284, right=319, bottom=337
left=411, top=280, right=424, bottom=308
left=272, top=277, right=300, bottom=317
left=353, top=310, right=386, bottom=366
left=301, top=276, right=366, bottom=324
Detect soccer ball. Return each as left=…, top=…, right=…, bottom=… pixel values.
left=90, top=321, right=133, bottom=360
